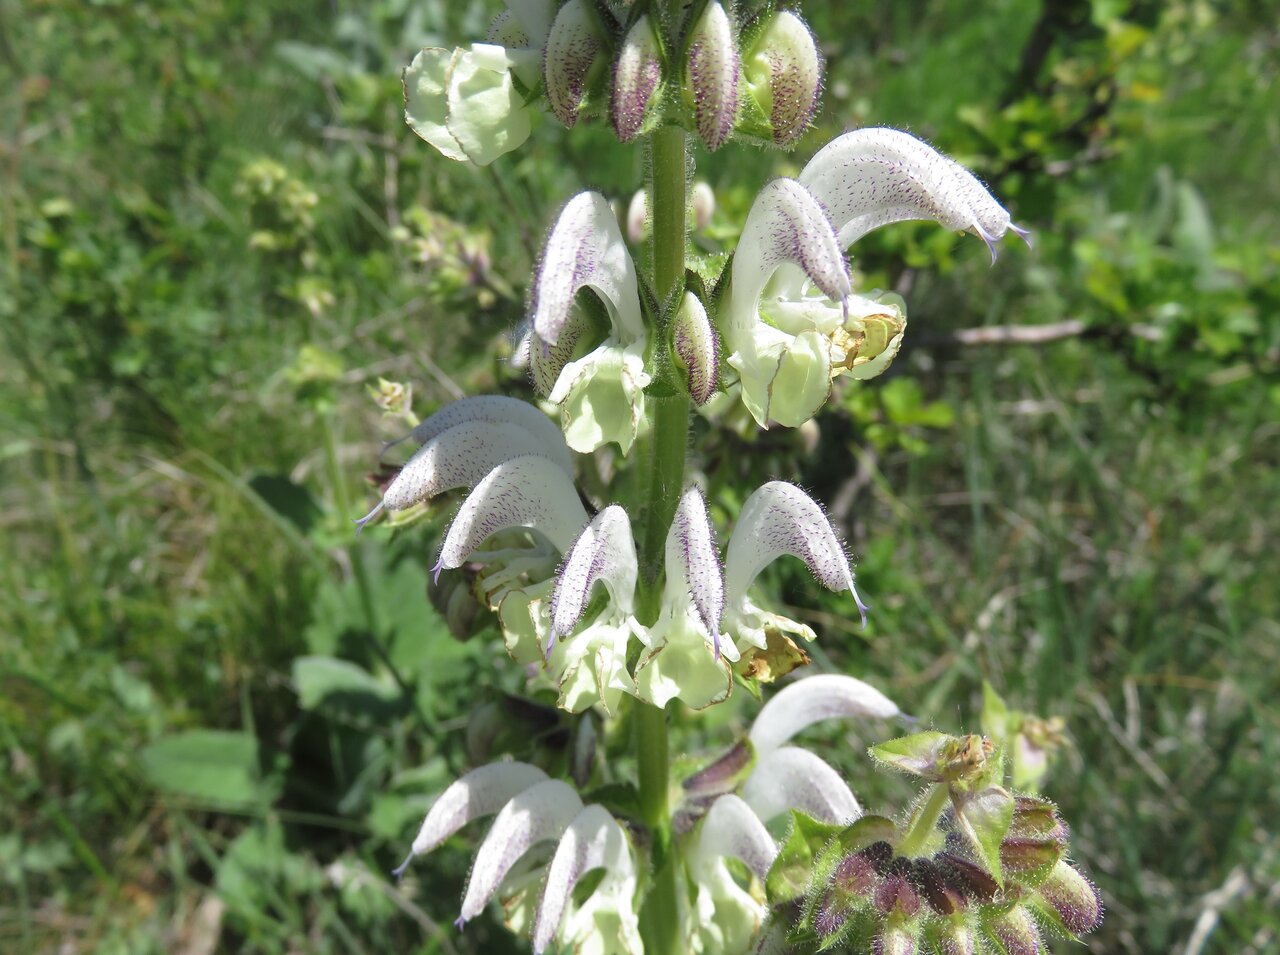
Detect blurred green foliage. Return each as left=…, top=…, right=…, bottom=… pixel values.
left=2, top=0, right=1276, bottom=953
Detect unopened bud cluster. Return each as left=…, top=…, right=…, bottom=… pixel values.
left=405, top=1, right=825, bottom=163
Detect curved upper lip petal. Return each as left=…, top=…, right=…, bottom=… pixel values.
left=798, top=126, right=1026, bottom=257
left=550, top=504, right=638, bottom=639
left=741, top=745, right=861, bottom=825
left=749, top=673, right=901, bottom=754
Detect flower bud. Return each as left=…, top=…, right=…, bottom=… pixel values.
left=544, top=0, right=603, bottom=127
left=691, top=180, right=716, bottom=230
left=999, top=836, right=1063, bottom=877
left=742, top=10, right=823, bottom=147
left=916, top=859, right=968, bottom=916
left=936, top=852, right=999, bottom=903
left=873, top=858, right=921, bottom=917
left=625, top=189, right=648, bottom=243
left=937, top=916, right=978, bottom=955
left=672, top=291, right=720, bottom=404
left=1036, top=860, right=1103, bottom=936
left=986, top=905, right=1043, bottom=955
left=685, top=2, right=740, bottom=150
left=611, top=15, right=663, bottom=141
left=874, top=921, right=919, bottom=955
left=682, top=739, right=755, bottom=797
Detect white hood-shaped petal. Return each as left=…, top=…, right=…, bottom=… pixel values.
left=459, top=779, right=584, bottom=923
left=666, top=486, right=725, bottom=655
left=381, top=420, right=571, bottom=512
left=533, top=805, right=638, bottom=954
left=402, top=395, right=568, bottom=457
left=742, top=746, right=861, bottom=824
left=532, top=192, right=642, bottom=347
left=438, top=455, right=588, bottom=572
left=749, top=674, right=900, bottom=754
left=724, top=481, right=867, bottom=625
left=798, top=126, right=1029, bottom=262
left=696, top=794, right=779, bottom=880
left=550, top=505, right=638, bottom=637
left=504, top=0, right=556, bottom=46
left=396, top=761, right=548, bottom=874
left=726, top=178, right=852, bottom=337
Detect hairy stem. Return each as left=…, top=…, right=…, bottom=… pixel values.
left=899, top=784, right=951, bottom=858
left=634, top=124, right=691, bottom=955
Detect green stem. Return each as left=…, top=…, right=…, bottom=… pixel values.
left=633, top=124, right=691, bottom=955
left=899, top=784, right=951, bottom=858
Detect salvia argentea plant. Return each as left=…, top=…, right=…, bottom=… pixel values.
left=365, top=2, right=1098, bottom=953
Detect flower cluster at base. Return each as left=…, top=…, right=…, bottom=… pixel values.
left=358, top=396, right=868, bottom=713
left=394, top=674, right=900, bottom=955
left=755, top=730, right=1104, bottom=955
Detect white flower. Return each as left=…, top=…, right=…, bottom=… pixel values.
left=723, top=127, right=1027, bottom=427
left=675, top=673, right=902, bottom=954
left=527, top=191, right=650, bottom=453
left=397, top=762, right=641, bottom=955
left=402, top=1, right=555, bottom=166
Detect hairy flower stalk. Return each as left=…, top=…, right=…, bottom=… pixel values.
left=381, top=8, right=1103, bottom=954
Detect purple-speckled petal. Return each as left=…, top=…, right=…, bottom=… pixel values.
left=549, top=505, right=638, bottom=639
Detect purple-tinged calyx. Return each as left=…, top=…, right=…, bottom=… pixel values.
left=544, top=0, right=603, bottom=127
left=672, top=291, right=720, bottom=405
left=611, top=15, right=663, bottom=142
left=742, top=10, right=823, bottom=147
left=685, top=2, right=740, bottom=150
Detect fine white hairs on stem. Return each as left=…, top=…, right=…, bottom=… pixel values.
left=549, top=505, right=638, bottom=642
left=458, top=779, right=584, bottom=925
left=749, top=673, right=901, bottom=754
left=724, top=481, right=868, bottom=626
left=741, top=745, right=862, bottom=825
left=665, top=485, right=726, bottom=657
left=436, top=455, right=588, bottom=579
left=531, top=191, right=643, bottom=346
left=798, top=126, right=1032, bottom=263
left=393, top=761, right=548, bottom=878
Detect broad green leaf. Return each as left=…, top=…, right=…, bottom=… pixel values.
left=140, top=730, right=270, bottom=811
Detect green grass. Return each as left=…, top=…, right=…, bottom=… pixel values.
left=2, top=0, right=1277, bottom=952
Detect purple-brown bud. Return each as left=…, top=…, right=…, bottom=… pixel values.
left=742, top=10, right=823, bottom=147
left=986, top=905, right=1043, bottom=955
left=1037, top=860, right=1103, bottom=936
left=685, top=2, right=740, bottom=150
left=672, top=291, right=720, bottom=404
left=611, top=15, right=662, bottom=141
left=873, top=858, right=922, bottom=917
left=544, top=0, right=602, bottom=127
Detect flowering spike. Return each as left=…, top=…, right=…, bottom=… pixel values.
left=532, top=191, right=643, bottom=346
left=438, top=455, right=589, bottom=571
left=742, top=745, right=861, bottom=824
left=686, top=2, right=740, bottom=150
left=532, top=805, right=638, bottom=953
left=549, top=505, right=638, bottom=640
left=749, top=674, right=900, bottom=754
left=724, top=481, right=867, bottom=623
left=698, top=793, right=779, bottom=879
left=672, top=291, right=721, bottom=405
left=543, top=0, right=601, bottom=127
left=611, top=15, right=663, bottom=142
left=395, top=761, right=548, bottom=876
left=742, top=10, right=823, bottom=147
left=459, top=779, right=584, bottom=923
left=665, top=485, right=726, bottom=655
left=381, top=420, right=571, bottom=513
left=799, top=127, right=1027, bottom=255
